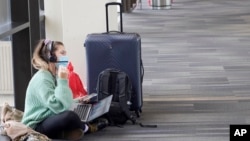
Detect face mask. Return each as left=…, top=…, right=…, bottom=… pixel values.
left=55, top=56, right=69, bottom=68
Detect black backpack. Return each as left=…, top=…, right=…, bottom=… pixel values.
left=97, top=68, right=136, bottom=126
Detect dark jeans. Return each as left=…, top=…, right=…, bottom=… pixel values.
left=35, top=110, right=85, bottom=139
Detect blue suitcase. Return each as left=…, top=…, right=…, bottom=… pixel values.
left=84, top=2, right=143, bottom=116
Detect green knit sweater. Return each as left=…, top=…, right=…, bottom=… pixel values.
left=21, top=69, right=74, bottom=129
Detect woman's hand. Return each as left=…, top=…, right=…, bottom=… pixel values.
left=57, top=66, right=68, bottom=79
left=75, top=95, right=90, bottom=104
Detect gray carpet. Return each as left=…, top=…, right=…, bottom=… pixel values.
left=1, top=0, right=250, bottom=140
left=81, top=0, right=250, bottom=140
left=82, top=0, right=250, bottom=140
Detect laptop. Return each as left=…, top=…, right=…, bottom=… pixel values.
left=70, top=94, right=113, bottom=122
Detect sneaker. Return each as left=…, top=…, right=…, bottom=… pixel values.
left=63, top=128, right=84, bottom=141
left=88, top=118, right=109, bottom=133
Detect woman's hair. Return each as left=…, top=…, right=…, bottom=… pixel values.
left=32, top=39, right=64, bottom=70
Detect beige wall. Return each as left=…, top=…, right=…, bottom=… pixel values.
left=44, top=0, right=118, bottom=87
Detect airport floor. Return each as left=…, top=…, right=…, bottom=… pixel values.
left=1, top=0, right=250, bottom=140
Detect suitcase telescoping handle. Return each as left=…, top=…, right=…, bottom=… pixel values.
left=105, top=2, right=123, bottom=33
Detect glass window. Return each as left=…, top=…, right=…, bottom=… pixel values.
left=0, top=0, right=11, bottom=26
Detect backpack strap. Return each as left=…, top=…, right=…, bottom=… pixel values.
left=138, top=122, right=158, bottom=128
left=117, top=73, right=136, bottom=124
left=97, top=69, right=112, bottom=100
left=116, top=72, right=158, bottom=128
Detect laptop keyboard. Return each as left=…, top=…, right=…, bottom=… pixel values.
left=73, top=104, right=91, bottom=121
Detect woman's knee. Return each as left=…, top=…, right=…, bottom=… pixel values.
left=60, top=111, right=80, bottom=121
left=60, top=111, right=83, bottom=130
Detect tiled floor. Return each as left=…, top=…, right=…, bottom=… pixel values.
left=1, top=0, right=250, bottom=140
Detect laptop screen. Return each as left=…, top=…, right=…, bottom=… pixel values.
left=88, top=95, right=113, bottom=122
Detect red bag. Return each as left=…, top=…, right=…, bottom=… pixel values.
left=67, top=62, right=87, bottom=98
